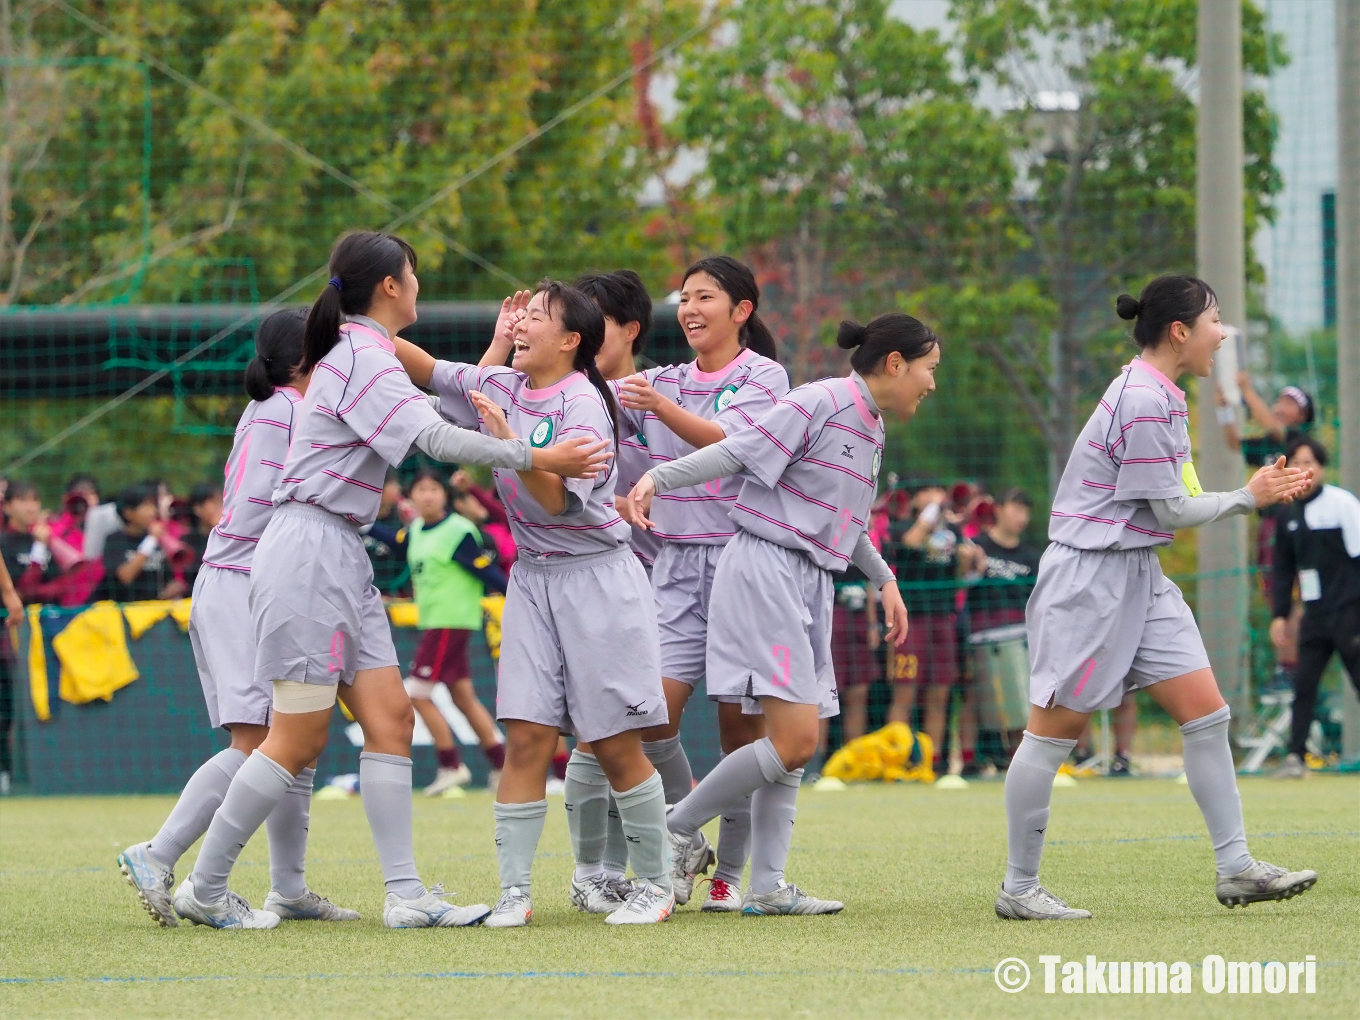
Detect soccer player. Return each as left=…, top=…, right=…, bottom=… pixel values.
left=397, top=279, right=675, bottom=927
left=117, top=309, right=361, bottom=927
left=173, top=232, right=610, bottom=930
left=624, top=312, right=927, bottom=914
left=609, top=257, right=788, bottom=912
left=996, top=275, right=1318, bottom=921
left=364, top=469, right=509, bottom=796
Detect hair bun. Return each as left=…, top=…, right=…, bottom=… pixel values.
left=1115, top=294, right=1142, bottom=320
left=836, top=320, right=868, bottom=350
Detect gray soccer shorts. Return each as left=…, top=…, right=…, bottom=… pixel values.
left=1026, top=542, right=1210, bottom=713
left=249, top=501, right=398, bottom=689
left=496, top=546, right=667, bottom=743
left=705, top=531, right=839, bottom=719
left=652, top=541, right=723, bottom=687
left=190, top=566, right=269, bottom=729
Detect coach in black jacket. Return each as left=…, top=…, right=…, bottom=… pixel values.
left=1270, top=436, right=1360, bottom=777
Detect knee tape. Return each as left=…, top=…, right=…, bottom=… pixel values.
left=272, top=680, right=338, bottom=714
left=404, top=677, right=438, bottom=700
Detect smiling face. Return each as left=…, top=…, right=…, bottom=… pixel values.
left=874, top=343, right=940, bottom=419
left=595, top=314, right=639, bottom=380
left=676, top=271, right=749, bottom=359
left=512, top=290, right=580, bottom=382
left=1168, top=302, right=1225, bottom=377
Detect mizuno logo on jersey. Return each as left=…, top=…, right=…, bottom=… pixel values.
left=625, top=701, right=648, bottom=716
left=841, top=443, right=855, bottom=459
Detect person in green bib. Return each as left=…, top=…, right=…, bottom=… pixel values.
left=367, top=469, right=508, bottom=796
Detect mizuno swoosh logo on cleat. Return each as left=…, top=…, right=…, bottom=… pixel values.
left=626, top=835, right=640, bottom=843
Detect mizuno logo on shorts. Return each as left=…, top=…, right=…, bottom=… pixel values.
left=625, top=701, right=648, bottom=716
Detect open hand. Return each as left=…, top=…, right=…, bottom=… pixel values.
left=469, top=391, right=517, bottom=440
left=618, top=373, right=664, bottom=412
left=494, top=291, right=532, bottom=346
left=622, top=474, right=658, bottom=530
left=1247, top=456, right=1313, bottom=508
left=533, top=437, right=613, bottom=480
left=879, top=582, right=909, bottom=647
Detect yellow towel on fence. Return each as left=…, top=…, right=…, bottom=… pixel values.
left=122, top=600, right=175, bottom=639
left=823, top=722, right=936, bottom=784
left=27, top=604, right=51, bottom=722
left=52, top=601, right=139, bottom=705
left=481, top=594, right=506, bottom=661
left=169, top=598, right=192, bottom=632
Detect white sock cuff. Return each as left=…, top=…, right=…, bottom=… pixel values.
left=753, top=737, right=791, bottom=784
left=242, top=750, right=295, bottom=792
left=209, top=747, right=249, bottom=779
left=1180, top=704, right=1231, bottom=739
left=773, top=766, right=804, bottom=789
left=566, top=748, right=609, bottom=783
left=495, top=799, right=548, bottom=820
left=290, top=767, right=316, bottom=794
left=641, top=734, right=683, bottom=765
left=1014, top=731, right=1077, bottom=772
left=612, top=770, right=664, bottom=808
left=359, top=752, right=412, bottom=784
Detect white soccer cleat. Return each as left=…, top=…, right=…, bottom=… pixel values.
left=486, top=769, right=502, bottom=797
left=423, top=764, right=472, bottom=797
left=605, top=880, right=675, bottom=925
left=668, top=828, right=715, bottom=906
left=383, top=883, right=489, bottom=928
left=700, top=876, right=742, bottom=912
left=117, top=842, right=178, bottom=927
left=1271, top=754, right=1309, bottom=780
left=483, top=886, right=533, bottom=928
left=741, top=880, right=844, bottom=916
left=570, top=873, right=627, bottom=914
left=994, top=884, right=1091, bottom=920
left=263, top=889, right=361, bottom=922
left=1216, top=860, right=1318, bottom=907
left=171, top=878, right=280, bottom=929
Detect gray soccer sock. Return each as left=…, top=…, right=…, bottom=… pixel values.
left=1002, top=731, right=1075, bottom=896
left=713, top=752, right=752, bottom=885
left=666, top=737, right=785, bottom=840
left=359, top=752, right=424, bottom=900
left=190, top=750, right=293, bottom=904
left=603, top=794, right=629, bottom=878
left=641, top=735, right=693, bottom=805
left=1180, top=706, right=1253, bottom=876
left=494, top=800, right=548, bottom=893
left=265, top=766, right=314, bottom=900
left=748, top=765, right=803, bottom=895
left=564, top=750, right=609, bottom=880
left=613, top=771, right=671, bottom=892
left=148, top=747, right=247, bottom=869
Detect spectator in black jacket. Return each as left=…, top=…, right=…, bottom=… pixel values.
left=1270, top=436, right=1360, bottom=778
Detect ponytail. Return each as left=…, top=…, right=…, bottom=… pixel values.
left=836, top=313, right=938, bottom=375
left=683, top=255, right=779, bottom=361
left=537, top=278, right=622, bottom=447
left=302, top=231, right=417, bottom=372
left=244, top=308, right=307, bottom=401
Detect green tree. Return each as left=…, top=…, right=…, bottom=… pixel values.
left=676, top=0, right=1013, bottom=383
left=942, top=0, right=1284, bottom=480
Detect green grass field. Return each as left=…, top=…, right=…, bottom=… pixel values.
left=1, top=776, right=1355, bottom=1019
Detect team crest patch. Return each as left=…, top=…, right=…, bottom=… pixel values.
left=714, top=383, right=739, bottom=412
left=636, top=430, right=648, bottom=447
left=872, top=447, right=882, bottom=479
left=530, top=416, right=555, bottom=448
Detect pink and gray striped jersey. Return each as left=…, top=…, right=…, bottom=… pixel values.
left=614, top=348, right=788, bottom=545
left=721, top=372, right=885, bottom=572
left=431, top=362, right=631, bottom=557
left=273, top=321, right=443, bottom=526
left=201, top=387, right=302, bottom=573
left=616, top=432, right=663, bottom=566
left=1048, top=358, right=1191, bottom=550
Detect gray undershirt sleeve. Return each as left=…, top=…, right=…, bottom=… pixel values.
left=647, top=439, right=747, bottom=493
left=850, top=532, right=895, bottom=589
left=413, top=420, right=533, bottom=471
left=1148, top=487, right=1256, bottom=530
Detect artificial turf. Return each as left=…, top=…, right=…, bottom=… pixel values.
left=1, top=775, right=1355, bottom=1018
